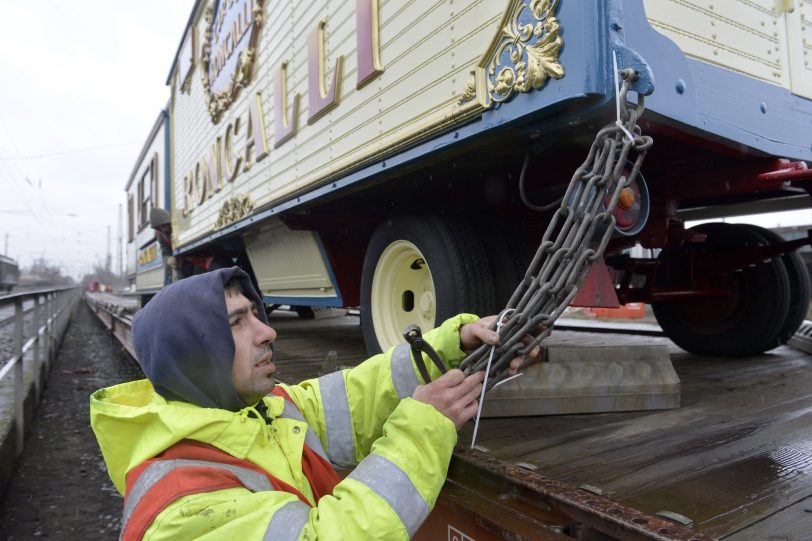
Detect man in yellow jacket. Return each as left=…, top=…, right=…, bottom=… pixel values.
left=90, top=266, right=531, bottom=540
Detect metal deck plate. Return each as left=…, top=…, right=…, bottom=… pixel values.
left=481, top=334, right=680, bottom=417
left=787, top=320, right=812, bottom=355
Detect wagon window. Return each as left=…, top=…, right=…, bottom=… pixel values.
left=139, top=167, right=151, bottom=231
left=150, top=153, right=160, bottom=210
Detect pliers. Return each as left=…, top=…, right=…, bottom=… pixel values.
left=402, top=324, right=447, bottom=383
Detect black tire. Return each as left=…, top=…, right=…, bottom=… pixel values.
left=294, top=306, right=315, bottom=319
left=361, top=214, right=495, bottom=354
left=476, top=221, right=533, bottom=310
left=740, top=224, right=810, bottom=344
left=653, top=222, right=790, bottom=357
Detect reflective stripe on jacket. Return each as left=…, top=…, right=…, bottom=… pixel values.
left=120, top=440, right=312, bottom=541
left=90, top=314, right=479, bottom=540
left=121, top=388, right=342, bottom=540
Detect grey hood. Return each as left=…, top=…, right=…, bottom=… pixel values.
left=132, top=266, right=268, bottom=411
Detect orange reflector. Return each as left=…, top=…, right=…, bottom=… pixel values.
left=618, top=187, right=635, bottom=210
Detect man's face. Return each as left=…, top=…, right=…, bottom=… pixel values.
left=225, top=289, right=278, bottom=405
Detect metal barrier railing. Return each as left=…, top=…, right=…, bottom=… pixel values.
left=0, top=286, right=81, bottom=457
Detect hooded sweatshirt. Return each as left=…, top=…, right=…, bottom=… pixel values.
left=90, top=267, right=479, bottom=540
left=132, top=266, right=265, bottom=411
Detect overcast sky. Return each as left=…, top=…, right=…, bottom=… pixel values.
left=0, top=1, right=193, bottom=279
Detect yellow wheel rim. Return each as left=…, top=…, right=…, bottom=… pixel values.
left=371, top=240, right=436, bottom=350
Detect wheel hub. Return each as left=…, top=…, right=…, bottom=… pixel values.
left=370, top=240, right=436, bottom=350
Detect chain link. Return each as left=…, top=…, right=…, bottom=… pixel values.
left=459, top=69, right=654, bottom=387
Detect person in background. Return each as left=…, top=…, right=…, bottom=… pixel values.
left=90, top=266, right=534, bottom=540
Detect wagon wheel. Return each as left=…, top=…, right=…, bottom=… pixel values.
left=653, top=222, right=790, bottom=357
left=739, top=224, right=810, bottom=345
left=360, top=215, right=495, bottom=354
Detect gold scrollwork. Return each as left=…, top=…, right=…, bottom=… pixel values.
left=200, top=1, right=264, bottom=123
left=214, top=194, right=255, bottom=229
left=458, top=72, right=477, bottom=104
left=484, top=0, right=564, bottom=104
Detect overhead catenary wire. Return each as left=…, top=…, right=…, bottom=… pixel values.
left=0, top=111, right=111, bottom=273
left=0, top=139, right=141, bottom=160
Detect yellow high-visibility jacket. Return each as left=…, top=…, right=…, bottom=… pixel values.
left=90, top=314, right=478, bottom=540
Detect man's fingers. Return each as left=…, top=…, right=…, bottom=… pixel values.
left=519, top=333, right=541, bottom=360
left=458, top=371, right=484, bottom=394
left=460, top=400, right=480, bottom=425
left=413, top=369, right=486, bottom=429
left=477, top=325, right=500, bottom=346
left=433, top=368, right=465, bottom=387
left=460, top=316, right=500, bottom=351
left=506, top=356, right=526, bottom=376
left=460, top=380, right=483, bottom=407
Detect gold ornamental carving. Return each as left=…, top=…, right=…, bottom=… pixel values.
left=214, top=194, right=255, bottom=229
left=200, top=0, right=264, bottom=123
left=458, top=72, right=477, bottom=104
left=482, top=0, right=564, bottom=104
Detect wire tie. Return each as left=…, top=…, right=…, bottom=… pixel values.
left=612, top=50, right=635, bottom=144
left=470, top=308, right=515, bottom=449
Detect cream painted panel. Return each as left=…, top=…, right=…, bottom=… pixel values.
left=321, top=1, right=500, bottom=183
left=643, top=0, right=788, bottom=86
left=126, top=243, right=136, bottom=279
left=786, top=0, right=812, bottom=98
left=171, top=0, right=507, bottom=249
left=255, top=0, right=358, bottom=203
left=244, top=219, right=335, bottom=298
left=135, top=265, right=165, bottom=292
left=272, top=0, right=499, bottom=201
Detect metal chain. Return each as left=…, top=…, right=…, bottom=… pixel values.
left=459, top=69, right=653, bottom=388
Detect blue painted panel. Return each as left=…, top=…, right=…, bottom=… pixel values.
left=161, top=107, right=173, bottom=287
left=314, top=231, right=343, bottom=307
left=622, top=0, right=812, bottom=160
left=137, top=259, right=163, bottom=272
left=262, top=296, right=344, bottom=308
left=477, top=0, right=636, bottom=133
left=135, top=240, right=163, bottom=273
left=162, top=108, right=171, bottom=212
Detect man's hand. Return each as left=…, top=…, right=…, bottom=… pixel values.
left=460, top=315, right=544, bottom=376
left=412, top=369, right=484, bottom=430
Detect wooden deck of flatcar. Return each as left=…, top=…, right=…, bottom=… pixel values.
left=267, top=310, right=367, bottom=383
left=468, top=343, right=812, bottom=539
left=268, top=311, right=812, bottom=539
